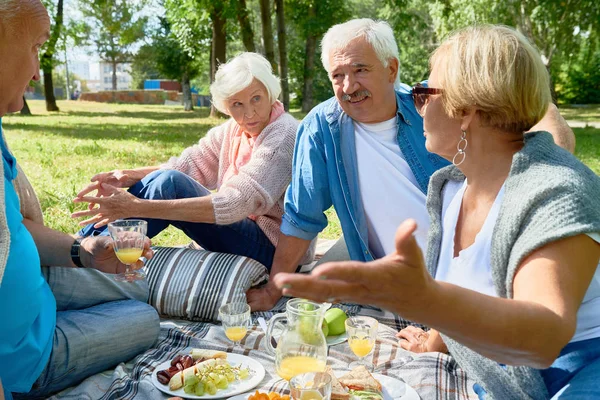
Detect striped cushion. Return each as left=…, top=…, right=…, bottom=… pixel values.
left=145, top=247, right=268, bottom=321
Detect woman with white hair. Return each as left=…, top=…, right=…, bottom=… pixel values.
left=73, top=52, right=309, bottom=269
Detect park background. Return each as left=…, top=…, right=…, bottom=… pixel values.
left=2, top=0, right=599, bottom=246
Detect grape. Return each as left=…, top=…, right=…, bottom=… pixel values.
left=194, top=382, right=205, bottom=396
left=206, top=381, right=217, bottom=395
left=183, top=384, right=196, bottom=394
left=239, top=368, right=249, bottom=379
left=216, top=378, right=229, bottom=389
left=226, top=372, right=235, bottom=382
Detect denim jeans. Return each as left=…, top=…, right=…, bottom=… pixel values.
left=473, top=336, right=600, bottom=400
left=12, top=267, right=159, bottom=399
left=78, top=170, right=276, bottom=269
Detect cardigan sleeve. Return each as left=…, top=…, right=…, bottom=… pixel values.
left=211, top=114, right=298, bottom=225
left=161, top=121, right=229, bottom=190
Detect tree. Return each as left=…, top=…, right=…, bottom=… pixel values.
left=275, top=0, right=289, bottom=109
left=80, top=0, right=147, bottom=91
left=259, top=0, right=278, bottom=72
left=236, top=0, right=256, bottom=52
left=20, top=98, right=32, bottom=116
left=130, top=44, right=161, bottom=89
left=41, top=0, right=64, bottom=112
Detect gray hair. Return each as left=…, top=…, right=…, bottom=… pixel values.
left=210, top=52, right=282, bottom=115
left=320, top=18, right=401, bottom=89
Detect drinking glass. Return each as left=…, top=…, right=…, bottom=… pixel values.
left=219, top=302, right=251, bottom=348
left=289, top=372, right=332, bottom=400
left=107, top=219, right=147, bottom=282
left=345, top=316, right=378, bottom=371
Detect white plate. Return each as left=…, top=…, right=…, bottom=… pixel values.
left=374, top=373, right=420, bottom=400
left=151, top=353, right=266, bottom=399
left=326, top=332, right=348, bottom=346
left=226, top=372, right=420, bottom=400
left=334, top=371, right=420, bottom=400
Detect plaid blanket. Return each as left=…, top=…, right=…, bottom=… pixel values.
left=48, top=302, right=477, bottom=400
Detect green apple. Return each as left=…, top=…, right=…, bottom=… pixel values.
left=324, top=308, right=348, bottom=336
left=321, top=319, right=329, bottom=337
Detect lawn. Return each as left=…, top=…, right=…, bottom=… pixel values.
left=2, top=100, right=599, bottom=246
left=557, top=104, right=600, bottom=122
left=1, top=100, right=341, bottom=246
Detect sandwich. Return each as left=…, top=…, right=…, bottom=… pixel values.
left=325, top=367, right=350, bottom=400
left=338, top=366, right=383, bottom=400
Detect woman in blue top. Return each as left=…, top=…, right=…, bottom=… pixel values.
left=0, top=1, right=159, bottom=398
left=272, top=25, right=600, bottom=400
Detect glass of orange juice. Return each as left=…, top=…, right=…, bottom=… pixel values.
left=289, top=372, right=331, bottom=400
left=219, top=302, right=251, bottom=349
left=107, top=219, right=147, bottom=282
left=346, top=316, right=378, bottom=371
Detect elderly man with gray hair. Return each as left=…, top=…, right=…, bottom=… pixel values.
left=0, top=1, right=160, bottom=399
left=247, top=18, right=576, bottom=311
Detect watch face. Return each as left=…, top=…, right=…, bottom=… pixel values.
left=71, top=239, right=84, bottom=268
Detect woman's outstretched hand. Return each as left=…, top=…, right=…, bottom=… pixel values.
left=72, top=183, right=141, bottom=228
left=273, top=219, right=438, bottom=321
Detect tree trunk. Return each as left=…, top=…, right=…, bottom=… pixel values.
left=275, top=0, right=289, bottom=110
left=259, top=0, right=278, bottom=73
left=112, top=60, right=118, bottom=91
left=237, top=0, right=256, bottom=52
left=43, top=65, right=59, bottom=112
left=20, top=97, right=32, bottom=115
left=182, top=72, right=193, bottom=111
left=210, top=6, right=227, bottom=118
left=41, top=0, right=64, bottom=112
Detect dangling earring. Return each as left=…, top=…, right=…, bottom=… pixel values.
left=452, top=130, right=468, bottom=166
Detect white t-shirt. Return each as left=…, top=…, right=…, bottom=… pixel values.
left=354, top=118, right=430, bottom=259
left=436, top=180, right=600, bottom=342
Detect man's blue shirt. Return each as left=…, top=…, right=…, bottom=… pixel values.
left=281, top=85, right=449, bottom=261
left=0, top=119, right=56, bottom=397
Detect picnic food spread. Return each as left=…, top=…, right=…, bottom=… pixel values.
left=156, top=349, right=250, bottom=396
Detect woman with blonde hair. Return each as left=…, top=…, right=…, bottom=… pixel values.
left=272, top=25, right=600, bottom=399
left=73, top=53, right=314, bottom=268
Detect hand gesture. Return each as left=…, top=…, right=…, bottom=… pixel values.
left=273, top=219, right=437, bottom=321
left=396, top=326, right=430, bottom=353
left=80, top=235, right=153, bottom=274
left=77, top=170, right=143, bottom=211
left=72, top=183, right=141, bottom=228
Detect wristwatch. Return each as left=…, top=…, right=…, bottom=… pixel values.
left=70, top=238, right=85, bottom=268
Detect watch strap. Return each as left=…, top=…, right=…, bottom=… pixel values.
left=71, top=238, right=85, bottom=268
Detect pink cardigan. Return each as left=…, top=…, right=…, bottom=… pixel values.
left=163, top=113, right=315, bottom=263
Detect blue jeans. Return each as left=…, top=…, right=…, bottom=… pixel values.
left=78, top=170, right=276, bottom=269
left=13, top=267, right=159, bottom=399
left=473, top=336, right=600, bottom=399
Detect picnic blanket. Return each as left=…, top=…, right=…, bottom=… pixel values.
left=48, top=299, right=478, bottom=400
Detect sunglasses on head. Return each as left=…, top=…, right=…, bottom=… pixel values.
left=412, top=83, right=443, bottom=116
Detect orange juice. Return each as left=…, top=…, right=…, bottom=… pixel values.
left=349, top=337, right=374, bottom=357
left=297, top=390, right=323, bottom=400
left=225, top=326, right=248, bottom=342
left=277, top=356, right=326, bottom=381
left=115, top=248, right=143, bottom=264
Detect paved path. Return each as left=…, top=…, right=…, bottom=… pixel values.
left=566, top=120, right=600, bottom=128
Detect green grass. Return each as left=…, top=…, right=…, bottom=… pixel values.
left=2, top=100, right=341, bottom=246
left=2, top=100, right=598, bottom=247
left=558, top=104, right=600, bottom=122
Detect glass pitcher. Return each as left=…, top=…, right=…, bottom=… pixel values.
left=265, top=298, right=329, bottom=381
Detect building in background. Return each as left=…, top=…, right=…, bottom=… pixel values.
left=70, top=60, right=91, bottom=81
left=99, top=62, right=133, bottom=91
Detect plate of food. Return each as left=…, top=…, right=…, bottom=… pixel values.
left=331, top=366, right=420, bottom=400
left=151, top=349, right=266, bottom=399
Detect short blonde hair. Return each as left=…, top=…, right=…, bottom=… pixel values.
left=210, top=52, right=281, bottom=115
left=431, top=25, right=551, bottom=133
left=321, top=18, right=401, bottom=89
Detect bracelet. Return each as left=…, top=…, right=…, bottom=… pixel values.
left=70, top=238, right=85, bottom=268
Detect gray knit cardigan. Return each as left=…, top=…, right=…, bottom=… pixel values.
left=424, top=131, right=600, bottom=400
